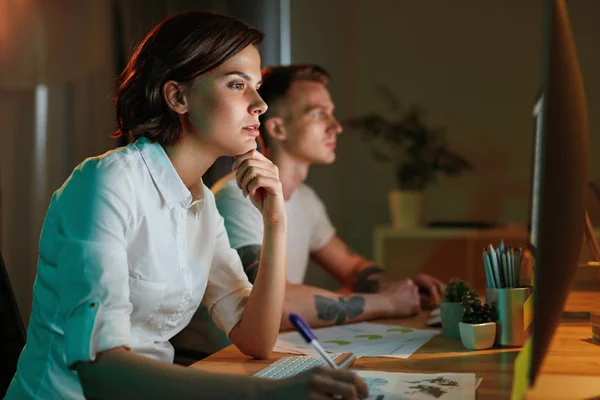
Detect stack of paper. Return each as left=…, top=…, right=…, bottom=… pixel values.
left=274, top=322, right=438, bottom=358
left=355, top=370, right=478, bottom=400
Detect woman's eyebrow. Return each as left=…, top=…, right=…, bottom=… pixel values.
left=223, top=71, right=262, bottom=85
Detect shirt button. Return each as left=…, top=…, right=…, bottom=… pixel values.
left=170, top=315, right=176, bottom=322
left=184, top=293, right=191, bottom=301
left=178, top=240, right=185, bottom=247
left=180, top=266, right=187, bottom=273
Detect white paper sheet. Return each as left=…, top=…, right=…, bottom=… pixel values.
left=355, top=370, right=477, bottom=400
left=275, top=322, right=438, bottom=358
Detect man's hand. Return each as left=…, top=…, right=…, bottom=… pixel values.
left=234, top=150, right=285, bottom=226
left=380, top=279, right=421, bottom=317
left=413, top=273, right=446, bottom=308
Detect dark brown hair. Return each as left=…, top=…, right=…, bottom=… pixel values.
left=112, top=11, right=264, bottom=147
left=258, top=64, right=330, bottom=148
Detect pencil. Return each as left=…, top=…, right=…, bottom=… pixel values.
left=488, top=244, right=502, bottom=288
left=483, top=250, right=495, bottom=288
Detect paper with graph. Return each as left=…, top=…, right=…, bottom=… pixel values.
left=274, top=322, right=438, bottom=358
left=356, top=370, right=477, bottom=400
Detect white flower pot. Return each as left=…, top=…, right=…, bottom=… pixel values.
left=459, top=321, right=496, bottom=350
left=388, top=190, right=425, bottom=230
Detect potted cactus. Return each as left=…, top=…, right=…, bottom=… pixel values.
left=459, top=290, right=497, bottom=350
left=440, top=280, right=471, bottom=339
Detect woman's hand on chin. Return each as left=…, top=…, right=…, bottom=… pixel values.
left=233, top=150, right=286, bottom=226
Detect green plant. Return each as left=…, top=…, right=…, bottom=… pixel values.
left=346, top=88, right=473, bottom=191
left=461, top=290, right=497, bottom=324
left=443, top=280, right=471, bottom=303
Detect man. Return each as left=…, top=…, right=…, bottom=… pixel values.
left=171, top=64, right=445, bottom=360
left=215, top=64, right=445, bottom=327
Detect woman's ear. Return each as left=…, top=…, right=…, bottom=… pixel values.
left=264, top=117, right=287, bottom=143
left=163, top=80, right=188, bottom=114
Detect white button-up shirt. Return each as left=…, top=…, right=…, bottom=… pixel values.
left=7, top=137, right=252, bottom=399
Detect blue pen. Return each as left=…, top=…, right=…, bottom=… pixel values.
left=289, top=313, right=339, bottom=369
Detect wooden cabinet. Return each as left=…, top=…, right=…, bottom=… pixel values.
left=373, top=225, right=600, bottom=291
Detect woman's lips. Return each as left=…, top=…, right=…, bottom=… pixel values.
left=243, top=124, right=260, bottom=137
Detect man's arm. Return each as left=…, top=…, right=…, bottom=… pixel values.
left=311, top=236, right=446, bottom=306
left=236, top=245, right=420, bottom=330
left=237, top=245, right=261, bottom=283
left=310, top=235, right=389, bottom=292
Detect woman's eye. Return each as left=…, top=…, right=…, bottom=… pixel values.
left=230, top=82, right=245, bottom=90
left=313, top=111, right=323, bottom=119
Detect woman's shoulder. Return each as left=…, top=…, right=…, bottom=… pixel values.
left=77, top=144, right=141, bottom=176
left=55, top=145, right=142, bottom=200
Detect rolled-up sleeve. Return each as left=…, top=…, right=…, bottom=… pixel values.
left=202, top=213, right=253, bottom=337
left=52, top=159, right=135, bottom=367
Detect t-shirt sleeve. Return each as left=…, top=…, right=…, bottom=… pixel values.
left=51, top=159, right=135, bottom=368
left=201, top=207, right=253, bottom=337
left=214, top=180, right=264, bottom=249
left=307, top=187, right=337, bottom=252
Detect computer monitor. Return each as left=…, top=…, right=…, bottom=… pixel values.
left=528, top=0, right=590, bottom=386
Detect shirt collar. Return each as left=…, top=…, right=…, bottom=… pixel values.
left=134, top=137, right=194, bottom=209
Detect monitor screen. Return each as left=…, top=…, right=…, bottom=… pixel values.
left=528, top=0, right=590, bottom=385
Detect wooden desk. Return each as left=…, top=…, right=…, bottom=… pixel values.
left=191, top=292, right=600, bottom=399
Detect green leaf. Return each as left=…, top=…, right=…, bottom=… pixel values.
left=387, top=328, right=414, bottom=333
left=355, top=334, right=383, bottom=340
left=324, top=340, right=352, bottom=346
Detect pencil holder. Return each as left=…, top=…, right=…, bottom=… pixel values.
left=485, top=286, right=533, bottom=347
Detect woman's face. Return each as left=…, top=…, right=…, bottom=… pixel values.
left=184, top=45, right=267, bottom=157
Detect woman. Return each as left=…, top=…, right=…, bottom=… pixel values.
left=6, top=11, right=368, bottom=400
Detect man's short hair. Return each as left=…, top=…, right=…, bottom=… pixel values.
left=258, top=64, right=330, bottom=148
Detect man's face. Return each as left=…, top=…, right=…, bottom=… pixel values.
left=277, top=80, right=342, bottom=164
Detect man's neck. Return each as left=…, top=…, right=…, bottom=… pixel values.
left=271, top=150, right=310, bottom=201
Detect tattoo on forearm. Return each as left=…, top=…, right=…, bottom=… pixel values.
left=236, top=245, right=261, bottom=284
left=352, top=265, right=386, bottom=293
left=315, top=294, right=365, bottom=325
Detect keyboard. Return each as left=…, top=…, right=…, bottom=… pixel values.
left=426, top=307, right=442, bottom=327
left=254, top=353, right=356, bottom=379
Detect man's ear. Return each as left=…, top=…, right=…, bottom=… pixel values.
left=163, top=80, right=188, bottom=114
left=264, top=117, right=287, bottom=143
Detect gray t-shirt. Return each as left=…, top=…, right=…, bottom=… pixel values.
left=213, top=173, right=336, bottom=284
